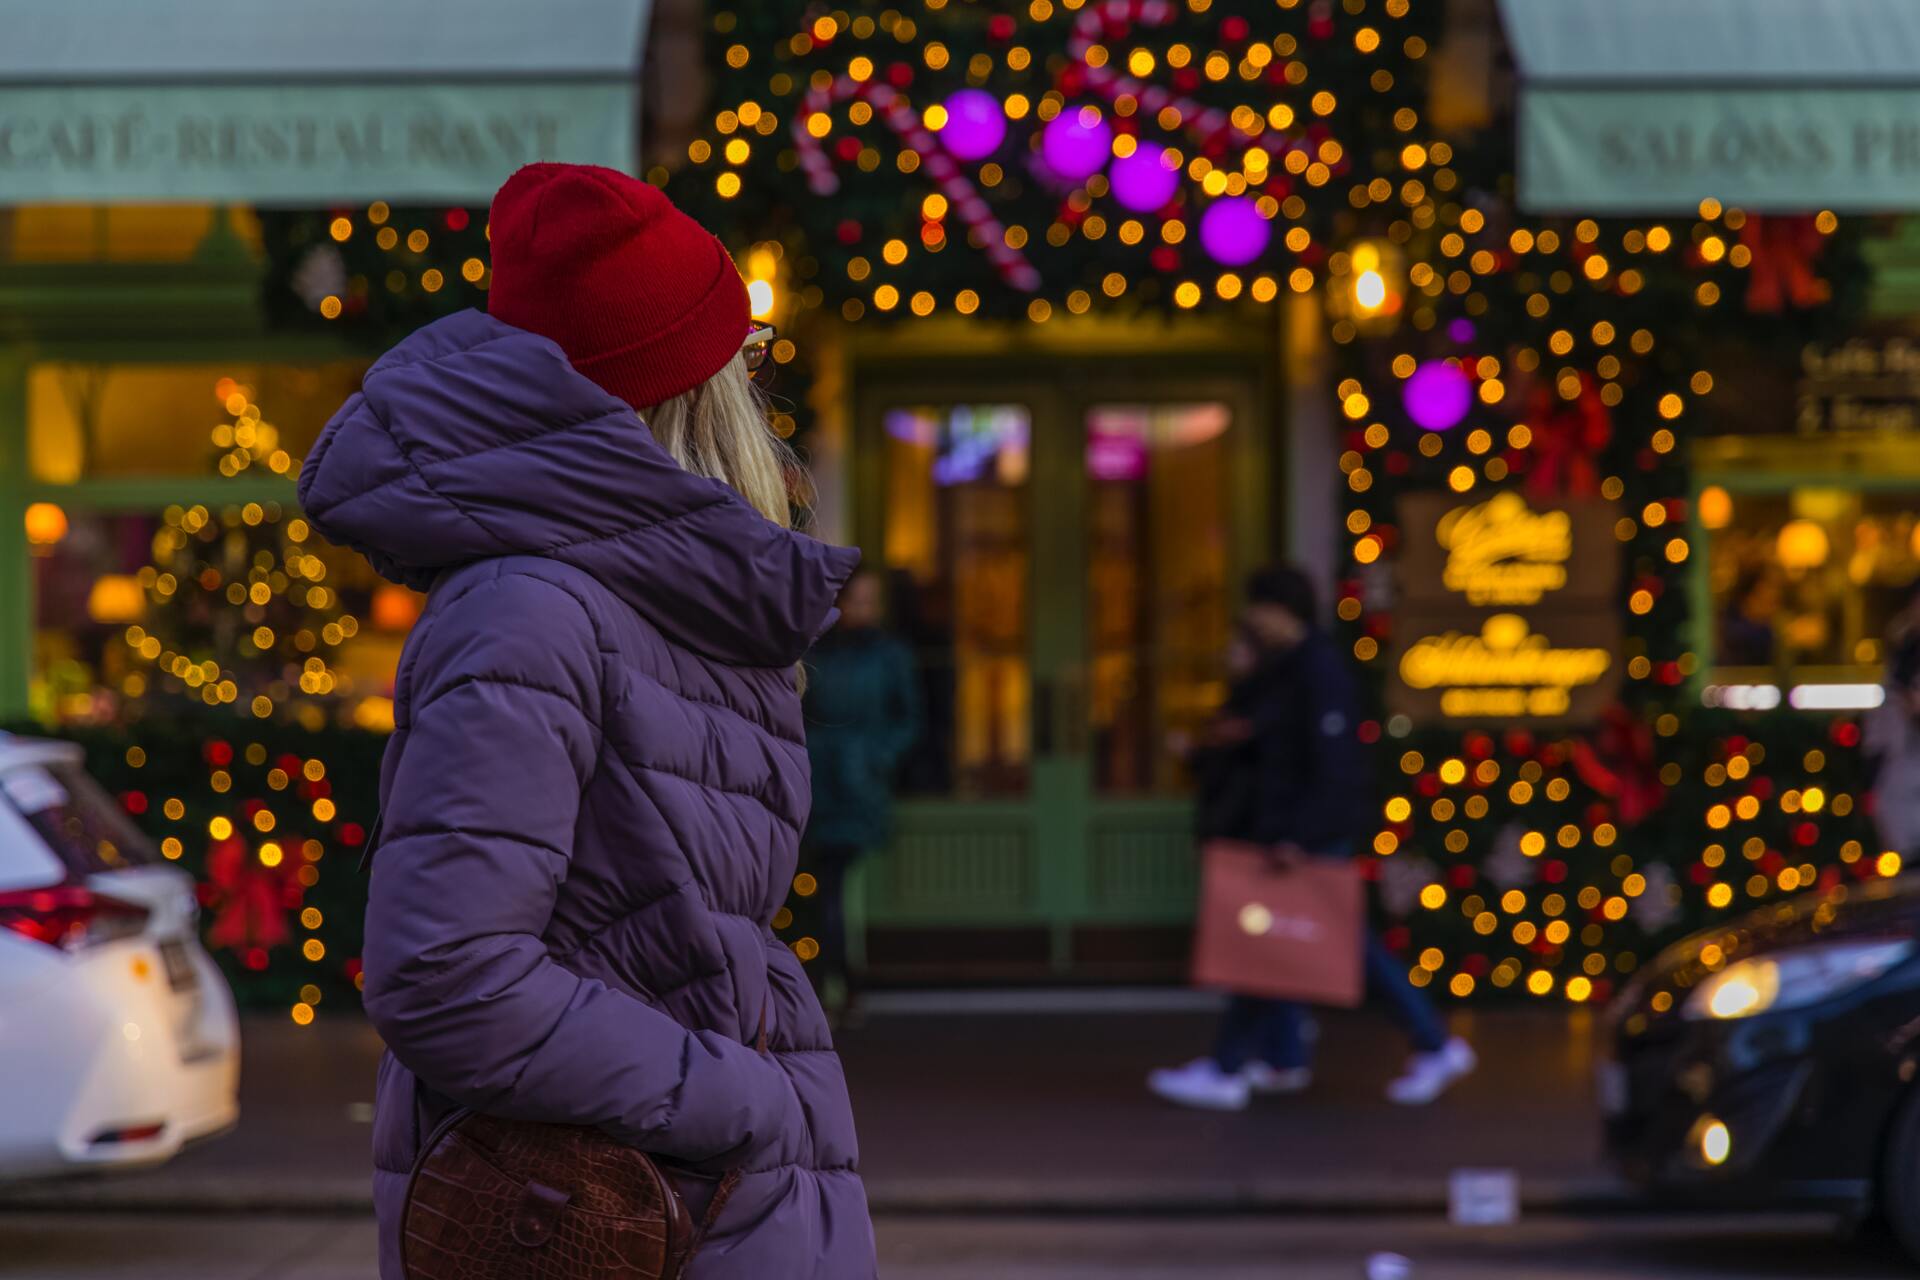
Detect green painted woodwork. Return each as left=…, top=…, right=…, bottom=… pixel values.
left=848, top=335, right=1277, bottom=960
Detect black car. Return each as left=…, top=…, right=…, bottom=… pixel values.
left=1602, top=874, right=1920, bottom=1257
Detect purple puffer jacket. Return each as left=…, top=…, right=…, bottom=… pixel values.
left=298, top=310, right=874, bottom=1279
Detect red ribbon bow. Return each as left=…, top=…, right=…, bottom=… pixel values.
left=202, top=836, right=293, bottom=954
left=1522, top=372, right=1611, bottom=501
left=1741, top=215, right=1828, bottom=314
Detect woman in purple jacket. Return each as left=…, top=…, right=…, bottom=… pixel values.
left=298, top=164, right=875, bottom=1278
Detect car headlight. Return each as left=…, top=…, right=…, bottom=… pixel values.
left=1684, top=938, right=1914, bottom=1020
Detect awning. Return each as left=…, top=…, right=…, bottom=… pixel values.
left=0, top=0, right=649, bottom=205
left=1502, top=0, right=1920, bottom=214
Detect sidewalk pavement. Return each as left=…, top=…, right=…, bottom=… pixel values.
left=0, top=1001, right=1625, bottom=1215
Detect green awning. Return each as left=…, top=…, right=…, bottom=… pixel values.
left=0, top=0, right=649, bottom=205
left=1502, top=0, right=1920, bottom=214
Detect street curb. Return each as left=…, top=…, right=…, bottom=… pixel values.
left=0, top=1176, right=1641, bottom=1218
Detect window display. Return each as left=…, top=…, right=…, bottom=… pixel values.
left=1704, top=484, right=1920, bottom=679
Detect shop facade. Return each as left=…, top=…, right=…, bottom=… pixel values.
left=8, top=0, right=1920, bottom=1006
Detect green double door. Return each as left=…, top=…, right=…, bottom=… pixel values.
left=852, top=358, right=1272, bottom=974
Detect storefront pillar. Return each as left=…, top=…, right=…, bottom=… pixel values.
left=0, top=354, right=29, bottom=719
left=1283, top=290, right=1339, bottom=608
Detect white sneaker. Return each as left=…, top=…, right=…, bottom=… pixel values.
left=1385, top=1037, right=1477, bottom=1105
left=1147, top=1058, right=1252, bottom=1111
left=1245, top=1062, right=1313, bottom=1094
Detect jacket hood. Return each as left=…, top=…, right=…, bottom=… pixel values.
left=297, top=310, right=858, bottom=669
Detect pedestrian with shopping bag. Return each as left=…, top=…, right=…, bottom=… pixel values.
left=1149, top=566, right=1476, bottom=1111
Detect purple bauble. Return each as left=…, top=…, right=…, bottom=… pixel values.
left=1041, top=105, right=1113, bottom=182
left=1403, top=360, right=1474, bottom=432
left=1109, top=145, right=1181, bottom=212
left=1197, top=197, right=1271, bottom=266
left=939, top=89, right=1006, bottom=162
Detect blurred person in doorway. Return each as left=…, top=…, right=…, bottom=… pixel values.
left=1867, top=580, right=1920, bottom=858
left=804, top=567, right=922, bottom=1024
left=1149, top=565, right=1475, bottom=1111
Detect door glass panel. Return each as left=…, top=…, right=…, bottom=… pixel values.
left=882, top=404, right=1032, bottom=797
left=1086, top=402, right=1234, bottom=795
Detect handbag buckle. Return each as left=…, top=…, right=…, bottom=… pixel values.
left=510, top=1179, right=571, bottom=1249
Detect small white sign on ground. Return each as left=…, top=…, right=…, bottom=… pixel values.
left=1448, top=1167, right=1520, bottom=1226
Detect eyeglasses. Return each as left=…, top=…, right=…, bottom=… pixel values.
left=742, top=325, right=776, bottom=376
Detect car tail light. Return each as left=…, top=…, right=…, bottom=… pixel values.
left=0, top=885, right=149, bottom=951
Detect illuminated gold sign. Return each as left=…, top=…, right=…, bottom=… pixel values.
left=1399, top=614, right=1613, bottom=719
left=1435, top=493, right=1570, bottom=606
left=1391, top=491, right=1622, bottom=727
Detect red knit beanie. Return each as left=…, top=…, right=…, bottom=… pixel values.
left=487, top=163, right=750, bottom=409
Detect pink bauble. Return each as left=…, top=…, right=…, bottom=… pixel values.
left=1403, top=361, right=1473, bottom=431
left=1109, top=145, right=1181, bottom=212
left=1042, top=105, right=1113, bottom=182
left=940, top=89, right=1006, bottom=162
left=1197, top=197, right=1271, bottom=266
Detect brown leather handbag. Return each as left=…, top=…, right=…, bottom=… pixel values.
left=400, top=1015, right=764, bottom=1280
left=400, top=1110, right=723, bottom=1280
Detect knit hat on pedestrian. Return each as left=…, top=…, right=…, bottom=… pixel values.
left=487, top=163, right=750, bottom=410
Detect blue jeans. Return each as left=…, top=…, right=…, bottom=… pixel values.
left=1211, top=932, right=1449, bottom=1072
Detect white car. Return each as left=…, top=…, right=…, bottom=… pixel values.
left=0, top=734, right=239, bottom=1178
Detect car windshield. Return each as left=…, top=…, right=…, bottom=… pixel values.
left=0, top=760, right=157, bottom=886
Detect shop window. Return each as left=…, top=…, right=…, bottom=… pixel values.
left=2, top=205, right=262, bottom=264
left=30, top=507, right=415, bottom=729
left=883, top=403, right=1032, bottom=797
left=23, top=359, right=408, bottom=729
left=27, top=361, right=362, bottom=483
left=1085, top=401, right=1234, bottom=794
left=1703, top=484, right=1920, bottom=689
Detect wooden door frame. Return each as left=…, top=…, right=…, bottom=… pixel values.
left=845, top=334, right=1281, bottom=970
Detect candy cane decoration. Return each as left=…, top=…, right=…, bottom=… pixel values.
left=792, top=75, right=1041, bottom=293
left=1067, top=0, right=1301, bottom=163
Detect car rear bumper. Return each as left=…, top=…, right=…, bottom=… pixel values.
left=0, top=934, right=240, bottom=1179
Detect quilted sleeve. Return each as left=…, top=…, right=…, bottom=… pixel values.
left=360, top=571, right=801, bottom=1167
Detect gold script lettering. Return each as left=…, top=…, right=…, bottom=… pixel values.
left=1400, top=614, right=1612, bottom=693
left=1434, top=492, right=1571, bottom=606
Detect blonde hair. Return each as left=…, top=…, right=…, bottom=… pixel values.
left=641, top=353, right=795, bottom=527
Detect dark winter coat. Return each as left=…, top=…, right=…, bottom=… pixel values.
left=297, top=310, right=875, bottom=1279
left=802, top=629, right=921, bottom=851
left=1239, top=631, right=1370, bottom=853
